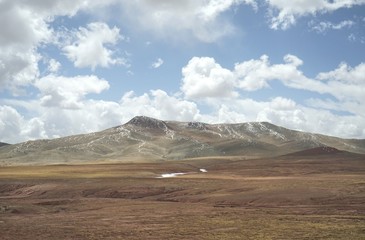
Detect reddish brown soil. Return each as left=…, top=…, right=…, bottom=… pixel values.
left=1, top=154, right=365, bottom=239
left=286, top=146, right=343, bottom=156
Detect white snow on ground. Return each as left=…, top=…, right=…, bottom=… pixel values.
left=157, top=173, right=187, bottom=178
left=157, top=169, right=208, bottom=178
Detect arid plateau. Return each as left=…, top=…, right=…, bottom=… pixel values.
left=1, top=117, right=364, bottom=239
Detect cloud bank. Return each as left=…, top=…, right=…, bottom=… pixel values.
left=1, top=54, right=364, bottom=143
left=117, top=0, right=257, bottom=42
left=0, top=0, right=364, bottom=143
left=266, top=0, right=365, bottom=29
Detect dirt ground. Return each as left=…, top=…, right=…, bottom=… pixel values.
left=1, top=153, right=365, bottom=239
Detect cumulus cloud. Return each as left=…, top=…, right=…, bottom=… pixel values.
left=235, top=54, right=325, bottom=92
left=120, top=90, right=201, bottom=122
left=270, top=97, right=297, bottom=110
left=118, top=0, right=256, bottom=42
left=208, top=54, right=364, bottom=109
left=209, top=97, right=365, bottom=138
left=309, top=62, right=365, bottom=118
left=1, top=0, right=364, bottom=143
left=0, top=106, right=23, bottom=142
left=0, top=105, right=47, bottom=143
left=181, top=54, right=364, bottom=122
left=219, top=55, right=364, bottom=137
left=234, top=54, right=310, bottom=91
left=315, top=62, right=365, bottom=103
left=0, top=48, right=40, bottom=95
left=2, top=82, right=365, bottom=144
left=0, top=0, right=49, bottom=93
left=151, top=58, right=164, bottom=69
left=16, top=54, right=358, bottom=143
left=0, top=0, right=118, bottom=94
left=35, top=75, right=110, bottom=109
left=63, top=22, right=126, bottom=70
left=234, top=55, right=272, bottom=91
left=178, top=55, right=365, bottom=138
left=0, top=88, right=203, bottom=143
left=266, top=0, right=365, bottom=29
left=181, top=57, right=237, bottom=99
left=180, top=54, right=310, bottom=97
left=0, top=1, right=52, bottom=48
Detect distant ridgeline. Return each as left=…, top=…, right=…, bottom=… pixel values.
left=0, top=116, right=364, bottom=165
left=0, top=142, right=10, bottom=148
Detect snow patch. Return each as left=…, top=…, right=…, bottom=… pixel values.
left=157, top=173, right=187, bottom=178
left=157, top=168, right=208, bottom=178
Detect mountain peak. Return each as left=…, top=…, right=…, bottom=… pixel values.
left=187, top=121, right=208, bottom=130
left=126, top=116, right=168, bottom=129
left=1, top=117, right=364, bottom=166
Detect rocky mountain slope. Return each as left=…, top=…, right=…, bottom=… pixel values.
left=0, top=142, right=10, bottom=148
left=0, top=116, right=364, bottom=165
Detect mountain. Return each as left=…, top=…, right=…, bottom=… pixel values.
left=0, top=142, right=10, bottom=148
left=0, top=116, right=364, bottom=165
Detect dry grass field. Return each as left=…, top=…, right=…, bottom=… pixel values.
left=1, top=152, right=364, bottom=239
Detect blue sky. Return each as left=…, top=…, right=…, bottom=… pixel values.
left=0, top=0, right=364, bottom=143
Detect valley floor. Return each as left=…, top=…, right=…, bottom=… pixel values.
left=0, top=154, right=364, bottom=239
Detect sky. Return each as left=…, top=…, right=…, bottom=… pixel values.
left=0, top=0, right=365, bottom=144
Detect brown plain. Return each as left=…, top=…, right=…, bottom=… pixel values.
left=1, top=151, right=364, bottom=239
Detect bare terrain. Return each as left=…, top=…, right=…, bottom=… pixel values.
left=1, top=117, right=365, bottom=239
left=1, top=150, right=364, bottom=239
left=1, top=116, right=365, bottom=165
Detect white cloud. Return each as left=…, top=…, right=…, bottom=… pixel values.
left=234, top=54, right=309, bottom=91
left=0, top=1, right=52, bottom=48
left=181, top=57, right=237, bottom=99
left=309, top=63, right=365, bottom=118
left=0, top=0, right=120, bottom=94
left=310, top=20, right=355, bottom=33
left=257, top=106, right=306, bottom=130
left=1, top=0, right=364, bottom=143
left=216, top=104, right=249, bottom=123
left=316, top=62, right=365, bottom=103
left=151, top=58, right=164, bottom=69
left=0, top=89, right=202, bottom=143
left=205, top=97, right=365, bottom=138
left=178, top=55, right=365, bottom=138
left=149, top=90, right=200, bottom=121
left=118, top=0, right=256, bottom=42
left=63, top=22, right=126, bottom=70
left=120, top=90, right=200, bottom=122
left=2, top=80, right=365, bottom=144
left=266, top=0, right=365, bottom=29
left=0, top=0, right=49, bottom=93
left=235, top=54, right=328, bottom=93
left=234, top=55, right=271, bottom=91
left=47, top=59, right=61, bottom=73
left=35, top=75, right=110, bottom=109
left=270, top=97, right=297, bottom=110
left=0, top=48, right=40, bottom=95
left=0, top=105, right=48, bottom=143
left=232, top=55, right=364, bottom=109
left=181, top=54, right=364, bottom=123
left=0, top=105, right=23, bottom=143
left=348, top=33, right=357, bottom=42
left=21, top=118, right=48, bottom=141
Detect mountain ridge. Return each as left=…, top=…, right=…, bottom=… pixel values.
left=0, top=142, right=10, bottom=148
left=0, top=116, right=364, bottom=165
